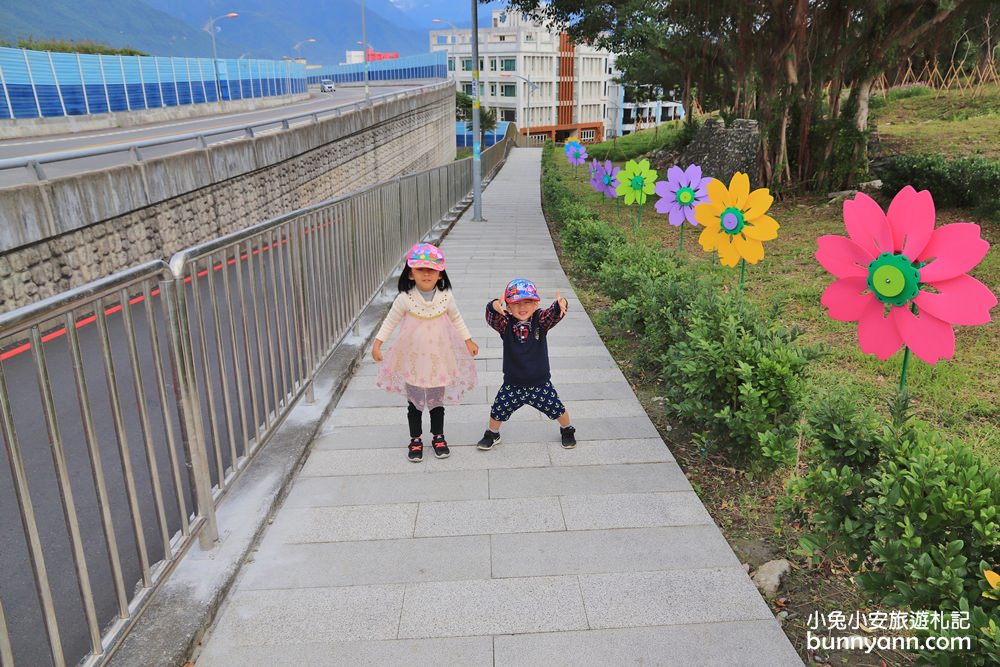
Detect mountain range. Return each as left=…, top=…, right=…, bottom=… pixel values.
left=0, top=0, right=507, bottom=65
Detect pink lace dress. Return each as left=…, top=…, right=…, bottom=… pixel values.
left=375, top=290, right=477, bottom=409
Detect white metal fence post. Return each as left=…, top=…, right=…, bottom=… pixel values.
left=47, top=51, right=67, bottom=116
left=99, top=54, right=111, bottom=113
left=118, top=55, right=131, bottom=111
left=170, top=57, right=180, bottom=105
left=22, top=49, right=42, bottom=117
left=76, top=53, right=90, bottom=115
left=0, top=65, right=12, bottom=119
left=154, top=56, right=165, bottom=107
left=137, top=56, right=149, bottom=109
left=185, top=58, right=194, bottom=105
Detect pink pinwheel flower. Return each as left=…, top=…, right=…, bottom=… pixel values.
left=654, top=164, right=711, bottom=226
left=593, top=160, right=619, bottom=199
left=816, top=186, right=996, bottom=365
left=566, top=143, right=589, bottom=166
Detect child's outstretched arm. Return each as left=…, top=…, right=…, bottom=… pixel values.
left=372, top=294, right=407, bottom=361
left=538, top=290, right=568, bottom=333
left=486, top=293, right=510, bottom=334
left=446, top=299, right=479, bottom=357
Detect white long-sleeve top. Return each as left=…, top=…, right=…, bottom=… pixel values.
left=375, top=288, right=472, bottom=342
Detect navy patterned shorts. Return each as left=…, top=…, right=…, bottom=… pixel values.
left=490, top=381, right=566, bottom=421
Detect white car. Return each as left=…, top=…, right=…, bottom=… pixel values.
left=320, top=79, right=336, bottom=92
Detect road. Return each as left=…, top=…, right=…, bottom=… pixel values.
left=0, top=235, right=304, bottom=666
left=0, top=85, right=415, bottom=186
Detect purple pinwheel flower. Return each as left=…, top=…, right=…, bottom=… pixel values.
left=588, top=158, right=602, bottom=189
left=595, top=160, right=620, bottom=198
left=654, top=164, right=711, bottom=226
left=566, top=143, right=589, bottom=166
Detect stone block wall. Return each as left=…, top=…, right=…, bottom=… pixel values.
left=681, top=118, right=761, bottom=187
left=0, top=84, right=456, bottom=311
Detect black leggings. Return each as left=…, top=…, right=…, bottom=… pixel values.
left=408, top=403, right=444, bottom=438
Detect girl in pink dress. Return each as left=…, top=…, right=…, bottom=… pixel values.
left=372, top=243, right=479, bottom=462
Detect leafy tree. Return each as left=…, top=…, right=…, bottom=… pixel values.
left=15, top=38, right=147, bottom=56
left=502, top=0, right=986, bottom=190
left=456, top=90, right=497, bottom=142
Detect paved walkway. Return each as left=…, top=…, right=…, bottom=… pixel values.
left=196, top=148, right=803, bottom=666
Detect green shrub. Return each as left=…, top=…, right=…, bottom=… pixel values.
left=586, top=124, right=688, bottom=162
left=878, top=153, right=1000, bottom=217
left=560, top=217, right=626, bottom=271
left=869, top=85, right=932, bottom=110
left=659, top=292, right=812, bottom=472
left=783, top=395, right=1000, bottom=665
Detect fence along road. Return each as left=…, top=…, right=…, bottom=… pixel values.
left=0, top=126, right=515, bottom=667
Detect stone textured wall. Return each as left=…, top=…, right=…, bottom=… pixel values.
left=681, top=118, right=761, bottom=187
left=0, top=85, right=455, bottom=311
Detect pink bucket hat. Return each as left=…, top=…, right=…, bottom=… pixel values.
left=407, top=243, right=445, bottom=271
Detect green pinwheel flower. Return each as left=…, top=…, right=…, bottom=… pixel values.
left=615, top=159, right=658, bottom=206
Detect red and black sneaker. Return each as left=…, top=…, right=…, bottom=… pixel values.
left=407, top=437, right=424, bottom=462
left=431, top=434, right=450, bottom=459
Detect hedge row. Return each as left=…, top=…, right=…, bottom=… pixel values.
left=541, top=141, right=999, bottom=664
left=879, top=153, right=1000, bottom=218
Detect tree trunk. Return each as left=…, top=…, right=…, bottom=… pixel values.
left=853, top=75, right=875, bottom=133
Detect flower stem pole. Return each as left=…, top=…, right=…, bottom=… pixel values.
left=738, top=259, right=746, bottom=295
left=899, top=303, right=918, bottom=392
left=679, top=225, right=684, bottom=252
left=636, top=202, right=641, bottom=230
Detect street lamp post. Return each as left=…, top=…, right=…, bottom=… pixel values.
left=502, top=72, right=538, bottom=143
left=470, top=0, right=482, bottom=220
left=291, top=38, right=316, bottom=97
left=432, top=18, right=459, bottom=80
left=204, top=12, right=238, bottom=103
left=360, top=0, right=370, bottom=103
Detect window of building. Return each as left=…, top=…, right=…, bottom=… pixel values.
left=498, top=35, right=507, bottom=42
left=500, top=108, right=516, bottom=122
left=501, top=58, right=516, bottom=72
left=490, top=58, right=497, bottom=71
left=461, top=58, right=472, bottom=71
left=580, top=129, right=596, bottom=141
left=525, top=32, right=535, bottom=42
left=490, top=83, right=497, bottom=96
left=501, top=83, right=516, bottom=97
left=448, top=58, right=455, bottom=72
left=462, top=83, right=474, bottom=96
left=436, top=35, right=448, bottom=45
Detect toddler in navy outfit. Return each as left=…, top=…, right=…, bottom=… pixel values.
left=477, top=278, right=576, bottom=450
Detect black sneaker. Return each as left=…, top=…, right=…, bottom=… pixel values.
left=477, top=430, right=502, bottom=450
left=431, top=434, right=450, bottom=459
left=560, top=426, right=577, bottom=449
left=407, top=437, right=423, bottom=462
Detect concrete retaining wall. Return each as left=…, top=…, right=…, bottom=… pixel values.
left=0, top=84, right=456, bottom=310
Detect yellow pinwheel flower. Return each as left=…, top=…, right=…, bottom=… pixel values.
left=615, top=159, right=658, bottom=206
left=694, top=172, right=779, bottom=267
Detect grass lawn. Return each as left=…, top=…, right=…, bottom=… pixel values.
left=549, top=153, right=1000, bottom=466
left=874, top=83, right=1000, bottom=158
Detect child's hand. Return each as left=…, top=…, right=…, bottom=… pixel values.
left=556, top=290, right=568, bottom=317
left=372, top=341, right=383, bottom=362
left=493, top=293, right=506, bottom=312
left=466, top=339, right=479, bottom=357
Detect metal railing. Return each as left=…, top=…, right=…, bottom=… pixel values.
left=0, top=122, right=517, bottom=667
left=0, top=80, right=454, bottom=181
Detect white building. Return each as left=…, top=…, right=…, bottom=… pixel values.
left=606, top=81, right=684, bottom=137
left=430, top=10, right=615, bottom=143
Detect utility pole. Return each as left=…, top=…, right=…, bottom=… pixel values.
left=471, top=0, right=482, bottom=220
left=361, top=0, right=370, bottom=104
